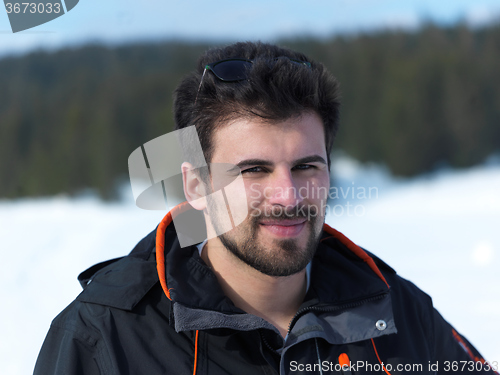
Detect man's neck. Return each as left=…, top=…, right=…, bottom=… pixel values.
left=201, top=239, right=307, bottom=338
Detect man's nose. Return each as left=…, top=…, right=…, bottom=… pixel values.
left=265, top=168, right=303, bottom=207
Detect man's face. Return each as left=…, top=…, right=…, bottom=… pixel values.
left=206, top=112, right=330, bottom=277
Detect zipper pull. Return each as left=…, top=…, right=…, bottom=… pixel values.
left=339, top=353, right=352, bottom=374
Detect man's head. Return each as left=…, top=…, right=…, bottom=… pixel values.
left=177, top=42, right=340, bottom=277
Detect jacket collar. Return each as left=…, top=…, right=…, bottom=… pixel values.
left=156, top=204, right=396, bottom=342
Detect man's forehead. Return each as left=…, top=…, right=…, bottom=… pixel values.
left=211, top=112, right=326, bottom=163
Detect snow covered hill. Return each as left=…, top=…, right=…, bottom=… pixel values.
left=1, top=157, right=498, bottom=374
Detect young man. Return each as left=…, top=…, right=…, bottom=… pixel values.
left=35, top=42, right=496, bottom=374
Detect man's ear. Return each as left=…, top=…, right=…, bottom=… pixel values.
left=181, top=162, right=208, bottom=211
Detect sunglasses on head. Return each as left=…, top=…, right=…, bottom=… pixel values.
left=195, top=57, right=312, bottom=103
left=205, top=57, right=311, bottom=82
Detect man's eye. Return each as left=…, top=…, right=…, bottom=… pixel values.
left=293, top=164, right=315, bottom=170
left=241, top=166, right=265, bottom=174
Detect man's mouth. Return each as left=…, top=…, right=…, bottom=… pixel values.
left=258, top=219, right=307, bottom=237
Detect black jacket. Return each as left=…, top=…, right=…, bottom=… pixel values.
left=34, top=207, right=496, bottom=375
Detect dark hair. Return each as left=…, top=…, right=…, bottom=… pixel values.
left=174, top=41, right=341, bottom=169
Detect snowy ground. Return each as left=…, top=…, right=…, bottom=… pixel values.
left=1, top=157, right=499, bottom=374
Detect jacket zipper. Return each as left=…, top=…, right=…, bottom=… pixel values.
left=260, top=330, right=282, bottom=355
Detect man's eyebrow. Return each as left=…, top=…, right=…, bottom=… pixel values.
left=293, top=155, right=327, bottom=165
left=226, top=155, right=327, bottom=173
left=225, top=159, right=273, bottom=173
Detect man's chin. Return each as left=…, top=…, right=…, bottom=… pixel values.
left=218, top=236, right=309, bottom=277
left=258, top=265, right=308, bottom=278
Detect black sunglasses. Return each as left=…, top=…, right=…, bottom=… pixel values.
left=205, top=57, right=311, bottom=82
left=195, top=57, right=312, bottom=103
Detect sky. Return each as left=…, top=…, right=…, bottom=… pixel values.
left=1, top=0, right=500, bottom=57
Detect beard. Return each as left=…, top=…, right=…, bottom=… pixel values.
left=208, top=200, right=324, bottom=277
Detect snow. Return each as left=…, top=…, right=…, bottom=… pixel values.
left=1, top=157, right=499, bottom=374
left=0, top=196, right=166, bottom=375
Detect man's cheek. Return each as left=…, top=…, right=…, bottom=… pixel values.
left=209, top=171, right=249, bottom=230
left=248, top=182, right=263, bottom=200
left=249, top=200, right=261, bottom=217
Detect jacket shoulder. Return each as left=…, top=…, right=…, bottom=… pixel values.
left=76, top=256, right=159, bottom=311
left=76, top=228, right=160, bottom=311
